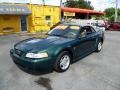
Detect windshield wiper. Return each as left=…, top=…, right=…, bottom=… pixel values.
left=49, top=34, right=62, bottom=37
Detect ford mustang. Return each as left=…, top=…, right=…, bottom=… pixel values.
left=10, top=23, right=104, bottom=72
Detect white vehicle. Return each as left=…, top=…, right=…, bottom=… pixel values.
left=68, top=19, right=105, bottom=32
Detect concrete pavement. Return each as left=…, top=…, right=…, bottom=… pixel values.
left=0, top=31, right=120, bottom=90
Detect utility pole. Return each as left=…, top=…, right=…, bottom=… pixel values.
left=42, top=0, right=45, bottom=5
left=60, top=0, right=62, bottom=22
left=30, top=0, right=32, bottom=12
left=115, top=0, right=118, bottom=22
left=30, top=0, right=32, bottom=4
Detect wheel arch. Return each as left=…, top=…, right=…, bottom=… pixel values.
left=99, top=37, right=104, bottom=44
left=56, top=47, right=74, bottom=61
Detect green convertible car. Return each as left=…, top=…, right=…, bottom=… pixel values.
left=10, top=23, right=104, bottom=72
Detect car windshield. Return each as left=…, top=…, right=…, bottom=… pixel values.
left=48, top=25, right=80, bottom=38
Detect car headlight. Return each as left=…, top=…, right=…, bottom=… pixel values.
left=26, top=52, right=48, bottom=59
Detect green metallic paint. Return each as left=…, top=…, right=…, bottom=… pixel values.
left=10, top=26, right=104, bottom=71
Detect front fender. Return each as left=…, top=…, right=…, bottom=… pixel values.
left=48, top=44, right=74, bottom=59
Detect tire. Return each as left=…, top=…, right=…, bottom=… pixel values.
left=96, top=41, right=102, bottom=52
left=54, top=51, right=71, bottom=72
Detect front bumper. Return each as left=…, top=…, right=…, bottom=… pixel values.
left=10, top=49, right=55, bottom=70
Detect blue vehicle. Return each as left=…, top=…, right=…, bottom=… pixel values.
left=10, top=23, right=105, bottom=72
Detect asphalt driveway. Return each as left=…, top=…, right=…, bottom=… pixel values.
left=0, top=31, right=120, bottom=90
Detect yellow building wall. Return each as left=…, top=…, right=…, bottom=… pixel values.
left=0, top=4, right=60, bottom=35
left=27, top=5, right=60, bottom=33
left=0, top=15, right=20, bottom=35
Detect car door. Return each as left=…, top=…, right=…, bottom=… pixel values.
left=84, top=26, right=97, bottom=51
left=73, top=26, right=97, bottom=59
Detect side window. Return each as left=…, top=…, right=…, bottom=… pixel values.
left=80, top=27, right=87, bottom=37
left=85, top=26, right=95, bottom=35
left=46, top=16, right=51, bottom=25
left=46, top=16, right=51, bottom=20
left=90, top=27, right=96, bottom=33
left=80, top=26, right=95, bottom=37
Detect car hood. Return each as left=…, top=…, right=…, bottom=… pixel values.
left=15, top=36, right=73, bottom=52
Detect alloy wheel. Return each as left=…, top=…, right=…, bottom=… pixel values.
left=60, top=55, right=70, bottom=70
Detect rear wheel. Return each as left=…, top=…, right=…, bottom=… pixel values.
left=54, top=51, right=71, bottom=72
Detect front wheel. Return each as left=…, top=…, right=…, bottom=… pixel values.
left=96, top=41, right=102, bottom=52
left=54, top=51, right=71, bottom=72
